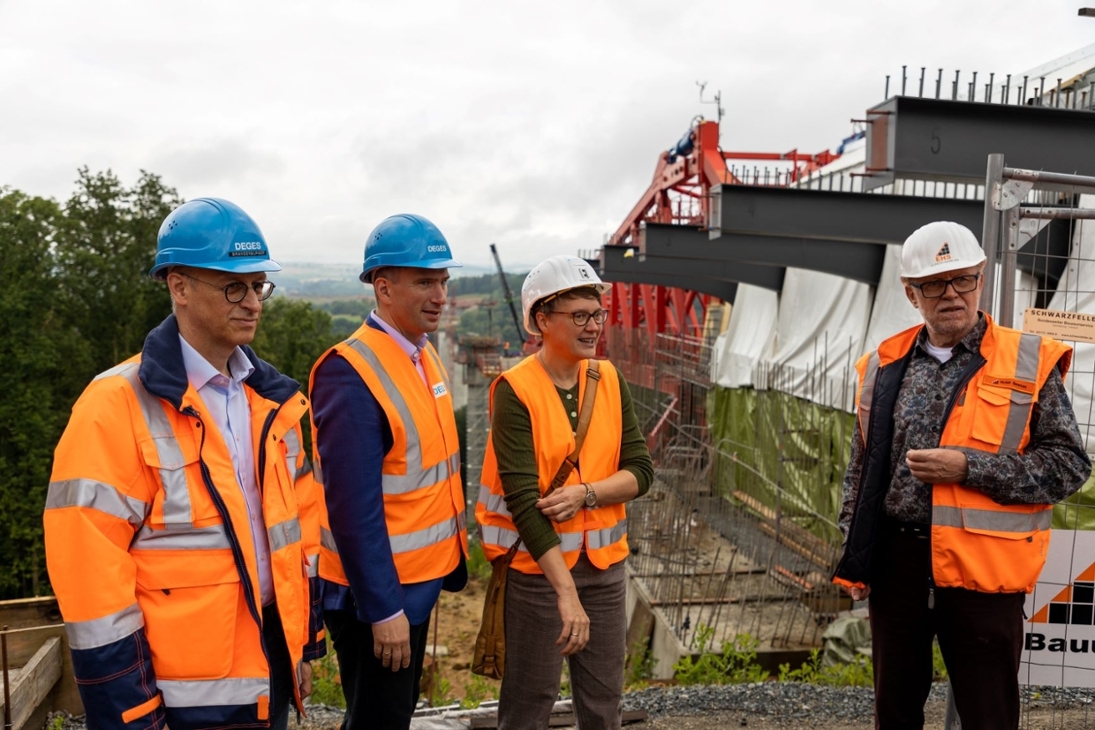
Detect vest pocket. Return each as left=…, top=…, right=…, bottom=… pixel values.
left=971, top=385, right=1030, bottom=447
left=134, top=551, right=239, bottom=679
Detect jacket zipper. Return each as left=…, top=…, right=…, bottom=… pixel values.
left=927, top=353, right=987, bottom=609
left=183, top=406, right=271, bottom=684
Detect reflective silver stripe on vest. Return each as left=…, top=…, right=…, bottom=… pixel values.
left=382, top=452, right=459, bottom=496
left=345, top=338, right=459, bottom=496
left=478, top=524, right=528, bottom=552
left=297, top=457, right=313, bottom=481
left=859, top=352, right=881, bottom=443
left=45, top=478, right=149, bottom=525
left=586, top=519, right=628, bottom=550
left=998, top=333, right=1042, bottom=453
left=320, top=527, right=339, bottom=554
left=306, top=552, right=319, bottom=577
left=94, top=361, right=139, bottom=382
left=478, top=524, right=584, bottom=554
left=477, top=484, right=511, bottom=518
left=283, top=429, right=302, bottom=483
left=933, top=505, right=1053, bottom=533
left=423, top=346, right=452, bottom=395
left=119, top=367, right=193, bottom=528
left=157, top=677, right=268, bottom=708
left=66, top=602, right=144, bottom=650
left=390, top=511, right=466, bottom=555
left=268, top=517, right=302, bottom=552
left=313, top=460, right=324, bottom=487
left=346, top=337, right=424, bottom=480
left=132, top=524, right=232, bottom=550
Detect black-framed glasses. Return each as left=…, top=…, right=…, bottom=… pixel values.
left=184, top=273, right=276, bottom=303
left=549, top=308, right=608, bottom=326
left=908, top=273, right=980, bottom=299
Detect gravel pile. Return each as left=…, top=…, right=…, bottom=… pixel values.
left=43, top=683, right=1095, bottom=730
left=622, top=682, right=918, bottom=723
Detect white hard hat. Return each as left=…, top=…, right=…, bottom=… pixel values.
left=900, top=221, right=986, bottom=278
left=522, top=255, right=610, bottom=335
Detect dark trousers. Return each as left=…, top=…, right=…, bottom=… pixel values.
left=263, top=603, right=295, bottom=730
left=326, top=610, right=431, bottom=730
left=869, top=522, right=1025, bottom=730
left=498, top=554, right=627, bottom=730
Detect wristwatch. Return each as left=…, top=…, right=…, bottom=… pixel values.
left=583, top=482, right=598, bottom=508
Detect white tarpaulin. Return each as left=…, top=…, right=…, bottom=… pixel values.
left=1043, top=207, right=1095, bottom=454
left=864, top=244, right=924, bottom=353
left=710, top=283, right=778, bottom=388
left=761, top=268, right=873, bottom=412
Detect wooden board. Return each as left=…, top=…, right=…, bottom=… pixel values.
left=0, top=603, right=83, bottom=718
left=0, top=635, right=62, bottom=730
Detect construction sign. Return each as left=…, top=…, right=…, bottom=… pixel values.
left=1021, top=530, right=1095, bottom=687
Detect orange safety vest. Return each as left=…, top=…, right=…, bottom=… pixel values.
left=833, top=315, right=1071, bottom=594
left=311, top=323, right=467, bottom=587
left=44, top=320, right=323, bottom=729
left=476, top=356, right=629, bottom=574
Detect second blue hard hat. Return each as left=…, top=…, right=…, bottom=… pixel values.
left=361, top=214, right=462, bottom=283
left=150, top=198, right=281, bottom=280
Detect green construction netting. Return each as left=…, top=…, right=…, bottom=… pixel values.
left=707, top=385, right=1095, bottom=538
left=707, top=386, right=853, bottom=545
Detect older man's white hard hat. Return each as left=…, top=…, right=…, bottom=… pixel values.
left=900, top=221, right=986, bottom=279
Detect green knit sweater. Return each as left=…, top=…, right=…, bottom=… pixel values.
left=490, top=363, right=653, bottom=560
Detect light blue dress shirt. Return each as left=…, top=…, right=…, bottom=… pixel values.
left=178, top=335, right=275, bottom=606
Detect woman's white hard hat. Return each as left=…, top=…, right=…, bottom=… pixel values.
left=900, top=221, right=986, bottom=279
left=522, top=255, right=610, bottom=336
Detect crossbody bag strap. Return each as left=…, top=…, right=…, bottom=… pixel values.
left=504, top=359, right=603, bottom=554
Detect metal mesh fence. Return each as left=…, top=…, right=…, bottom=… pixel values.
left=608, top=327, right=852, bottom=653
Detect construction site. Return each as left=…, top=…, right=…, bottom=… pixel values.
left=10, top=32, right=1095, bottom=730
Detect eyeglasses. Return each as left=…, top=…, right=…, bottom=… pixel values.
left=908, top=273, right=980, bottom=299
left=184, top=273, right=276, bottom=303
left=548, top=308, right=608, bottom=326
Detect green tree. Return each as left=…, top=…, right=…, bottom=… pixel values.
left=251, top=298, right=341, bottom=391
left=54, top=168, right=180, bottom=372
left=0, top=189, right=92, bottom=598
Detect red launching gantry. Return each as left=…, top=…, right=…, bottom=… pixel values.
left=603, top=118, right=837, bottom=338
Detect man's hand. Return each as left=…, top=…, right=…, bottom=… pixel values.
left=906, top=448, right=968, bottom=484
left=844, top=584, right=871, bottom=601
left=536, top=485, right=586, bottom=524
left=299, top=662, right=313, bottom=700
left=373, top=613, right=411, bottom=672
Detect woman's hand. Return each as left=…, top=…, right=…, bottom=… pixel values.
left=537, top=485, right=586, bottom=523
left=556, top=589, right=590, bottom=656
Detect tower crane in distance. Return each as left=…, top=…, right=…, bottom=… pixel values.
left=490, top=243, right=538, bottom=355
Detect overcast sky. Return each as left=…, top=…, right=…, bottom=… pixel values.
left=1, top=0, right=1092, bottom=269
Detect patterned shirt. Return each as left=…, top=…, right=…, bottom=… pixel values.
left=840, top=315, right=1090, bottom=533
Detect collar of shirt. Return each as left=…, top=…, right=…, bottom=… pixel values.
left=368, top=311, right=429, bottom=365
left=178, top=335, right=255, bottom=392
left=913, top=312, right=987, bottom=359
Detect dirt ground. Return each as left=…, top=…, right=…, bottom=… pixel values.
left=421, top=571, right=501, bottom=705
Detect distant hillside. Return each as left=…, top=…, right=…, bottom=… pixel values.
left=275, top=261, right=499, bottom=299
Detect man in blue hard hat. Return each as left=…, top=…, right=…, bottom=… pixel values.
left=310, top=213, right=468, bottom=729
left=44, top=198, right=327, bottom=730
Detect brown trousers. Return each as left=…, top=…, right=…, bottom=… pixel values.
left=869, top=521, right=1025, bottom=730
left=498, top=553, right=627, bottom=730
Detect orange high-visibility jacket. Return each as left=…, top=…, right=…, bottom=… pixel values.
left=476, top=356, right=629, bottom=574
left=311, top=323, right=467, bottom=589
left=43, top=316, right=326, bottom=730
left=833, top=315, right=1071, bottom=594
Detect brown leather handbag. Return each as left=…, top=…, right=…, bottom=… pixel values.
left=471, top=359, right=601, bottom=680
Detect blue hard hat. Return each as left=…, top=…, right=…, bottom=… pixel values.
left=149, top=198, right=282, bottom=280
left=361, top=213, right=462, bottom=283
